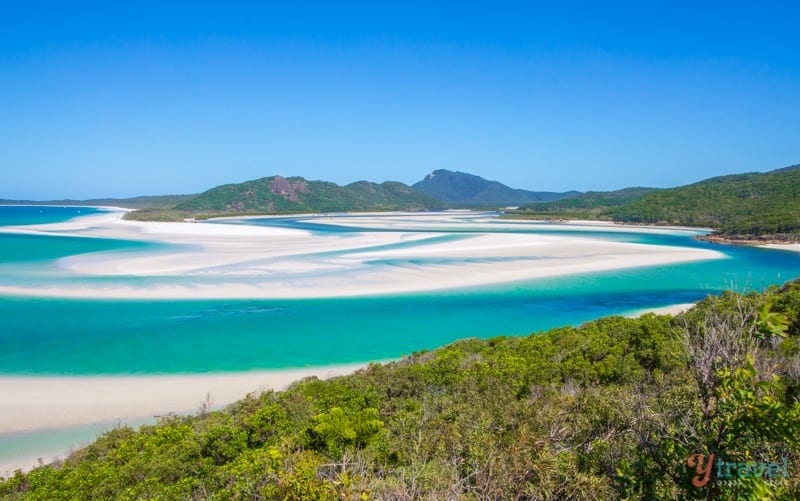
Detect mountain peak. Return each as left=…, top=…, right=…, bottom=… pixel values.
left=413, top=170, right=576, bottom=206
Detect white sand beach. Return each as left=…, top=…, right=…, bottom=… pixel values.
left=626, top=302, right=697, bottom=318
left=759, top=243, right=800, bottom=253
left=0, top=364, right=368, bottom=474
left=0, top=210, right=726, bottom=299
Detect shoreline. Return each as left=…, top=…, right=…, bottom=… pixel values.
left=0, top=363, right=371, bottom=475
left=0, top=298, right=702, bottom=476
left=0, top=211, right=727, bottom=300
left=0, top=363, right=371, bottom=434
left=697, top=234, right=800, bottom=247
left=626, top=302, right=697, bottom=318
left=758, top=243, right=800, bottom=253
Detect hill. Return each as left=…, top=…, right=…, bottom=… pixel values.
left=609, top=164, right=800, bottom=239
left=413, top=169, right=578, bottom=206
left=174, top=176, right=441, bottom=215
left=526, top=186, right=659, bottom=211
left=2, top=282, right=799, bottom=499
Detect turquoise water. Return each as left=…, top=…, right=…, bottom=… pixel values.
left=1, top=207, right=799, bottom=375
left=0, top=418, right=154, bottom=470
left=0, top=233, right=149, bottom=264
left=0, top=205, right=102, bottom=226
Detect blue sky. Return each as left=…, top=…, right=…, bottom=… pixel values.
left=1, top=1, right=798, bottom=199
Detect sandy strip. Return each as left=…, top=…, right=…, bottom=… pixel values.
left=0, top=363, right=369, bottom=474
left=0, top=211, right=727, bottom=299
left=0, top=364, right=368, bottom=434
left=305, top=214, right=713, bottom=235
left=626, top=303, right=697, bottom=318
left=759, top=243, right=800, bottom=253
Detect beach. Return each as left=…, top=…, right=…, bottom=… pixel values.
left=0, top=210, right=726, bottom=299
left=759, top=243, right=800, bottom=253
left=0, top=210, right=728, bottom=474
left=0, top=364, right=368, bottom=474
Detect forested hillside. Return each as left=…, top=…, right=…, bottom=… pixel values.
left=523, top=187, right=658, bottom=213
left=3, top=281, right=799, bottom=500
left=177, top=176, right=440, bottom=214
left=609, top=166, right=800, bottom=238
left=509, top=164, right=800, bottom=240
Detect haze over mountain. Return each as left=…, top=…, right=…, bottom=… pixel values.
left=413, top=169, right=579, bottom=206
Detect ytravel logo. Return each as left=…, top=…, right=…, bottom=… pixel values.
left=687, top=453, right=789, bottom=488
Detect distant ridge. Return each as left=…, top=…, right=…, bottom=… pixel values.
left=412, top=169, right=578, bottom=206
left=525, top=187, right=660, bottom=211
left=175, top=175, right=441, bottom=214
left=0, top=194, right=195, bottom=210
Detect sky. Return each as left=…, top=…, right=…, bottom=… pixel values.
left=1, top=1, right=798, bottom=199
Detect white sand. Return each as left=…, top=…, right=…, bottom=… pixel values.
left=0, top=210, right=726, bottom=299
left=0, top=364, right=367, bottom=434
left=0, top=211, right=728, bottom=473
left=308, top=213, right=714, bottom=234
left=0, top=364, right=368, bottom=474
left=626, top=303, right=697, bottom=318
left=759, top=243, right=800, bottom=253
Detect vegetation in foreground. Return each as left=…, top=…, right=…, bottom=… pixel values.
left=2, top=280, right=800, bottom=500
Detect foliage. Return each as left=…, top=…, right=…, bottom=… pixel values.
left=3, top=282, right=800, bottom=499
left=509, top=164, right=800, bottom=240
left=520, top=187, right=659, bottom=212
left=608, top=165, right=800, bottom=238
left=174, top=176, right=441, bottom=215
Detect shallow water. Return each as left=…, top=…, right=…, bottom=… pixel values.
left=1, top=207, right=798, bottom=375
left=2, top=207, right=800, bottom=472
left=0, top=205, right=102, bottom=226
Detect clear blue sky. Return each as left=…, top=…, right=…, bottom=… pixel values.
left=1, top=1, right=798, bottom=199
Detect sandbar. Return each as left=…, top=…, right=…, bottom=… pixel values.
left=759, top=243, right=800, bottom=253
left=0, top=210, right=726, bottom=299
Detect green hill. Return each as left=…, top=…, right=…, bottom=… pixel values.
left=413, top=169, right=578, bottom=206
left=175, top=176, right=440, bottom=215
left=609, top=165, right=800, bottom=239
left=527, top=186, right=659, bottom=211
left=3, top=282, right=799, bottom=499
